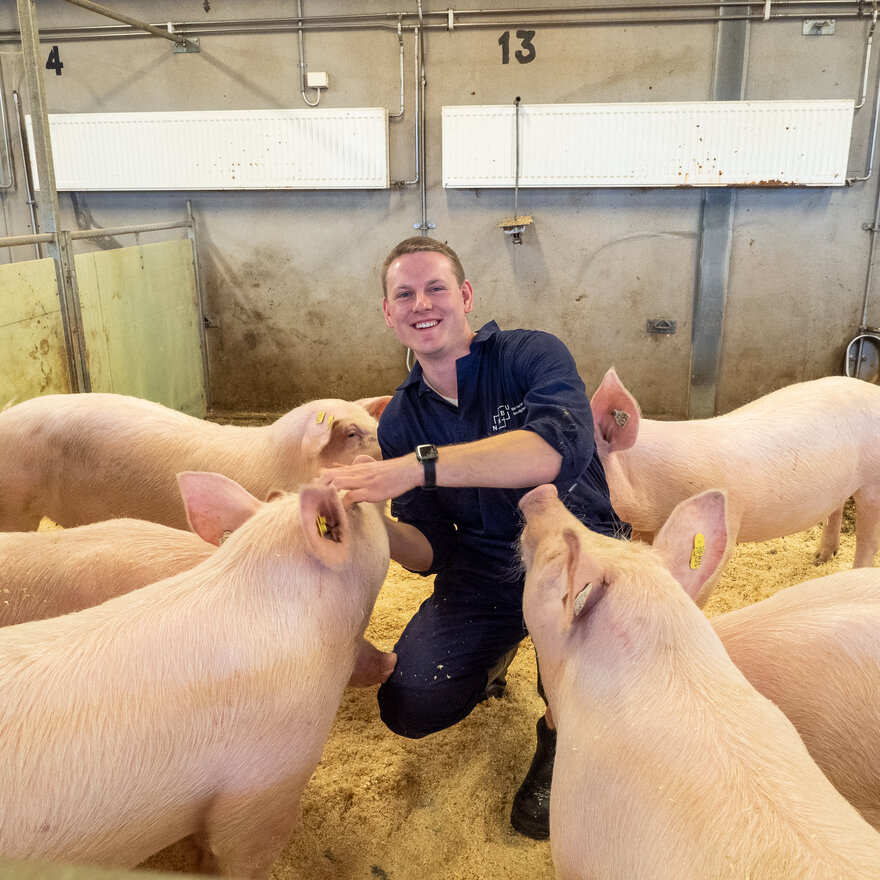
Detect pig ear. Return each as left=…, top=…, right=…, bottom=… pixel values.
left=590, top=367, right=640, bottom=451
left=177, top=471, right=264, bottom=547
left=652, top=489, right=731, bottom=606
left=301, top=405, right=339, bottom=456
left=562, top=527, right=606, bottom=622
left=299, top=483, right=350, bottom=570
left=355, top=395, right=392, bottom=419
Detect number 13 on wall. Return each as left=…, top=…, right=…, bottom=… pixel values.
left=498, top=30, right=536, bottom=64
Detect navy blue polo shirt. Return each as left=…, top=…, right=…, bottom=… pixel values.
left=379, top=321, right=628, bottom=583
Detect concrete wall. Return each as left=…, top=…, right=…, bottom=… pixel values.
left=0, top=1, right=875, bottom=416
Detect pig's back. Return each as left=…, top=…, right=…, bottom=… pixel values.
left=0, top=519, right=213, bottom=625
left=712, top=570, right=880, bottom=830
left=628, top=377, right=880, bottom=539
left=0, top=393, right=268, bottom=530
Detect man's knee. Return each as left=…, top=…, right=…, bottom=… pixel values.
left=377, top=675, right=483, bottom=739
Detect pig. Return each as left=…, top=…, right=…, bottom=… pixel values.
left=712, top=568, right=880, bottom=831
left=519, top=485, right=880, bottom=880
left=0, top=519, right=213, bottom=625
left=0, top=391, right=391, bottom=532
left=590, top=368, right=880, bottom=567
left=0, top=471, right=390, bottom=877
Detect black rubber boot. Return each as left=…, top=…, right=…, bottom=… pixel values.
left=510, top=715, right=555, bottom=839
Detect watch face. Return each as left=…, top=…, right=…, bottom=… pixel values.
left=416, top=444, right=438, bottom=461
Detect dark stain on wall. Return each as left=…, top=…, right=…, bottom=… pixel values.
left=202, top=244, right=404, bottom=412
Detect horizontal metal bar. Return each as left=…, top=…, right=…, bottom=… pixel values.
left=0, top=232, right=55, bottom=248
left=69, top=219, right=191, bottom=239
left=0, top=3, right=866, bottom=43
left=61, top=0, right=189, bottom=45
left=0, top=219, right=190, bottom=251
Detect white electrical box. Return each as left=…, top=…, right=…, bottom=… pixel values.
left=306, top=71, right=329, bottom=89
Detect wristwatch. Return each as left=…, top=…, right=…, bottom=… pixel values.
left=415, top=443, right=439, bottom=490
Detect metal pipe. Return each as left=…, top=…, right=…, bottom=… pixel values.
left=396, top=27, right=420, bottom=187
left=186, top=199, right=212, bottom=413
left=69, top=219, right=191, bottom=240
left=0, top=66, right=13, bottom=189
left=389, top=17, right=405, bottom=119
left=857, top=169, right=880, bottom=332
left=2, top=3, right=867, bottom=44
left=0, top=232, right=54, bottom=248
left=848, top=32, right=880, bottom=182
left=296, top=0, right=320, bottom=107
left=61, top=0, right=190, bottom=46
left=417, top=1, right=428, bottom=234
left=513, top=96, right=522, bottom=221
left=0, top=219, right=191, bottom=249
left=854, top=3, right=877, bottom=110
left=12, top=90, right=41, bottom=260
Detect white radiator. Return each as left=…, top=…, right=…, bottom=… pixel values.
left=442, top=100, right=854, bottom=188
left=27, top=108, right=389, bottom=190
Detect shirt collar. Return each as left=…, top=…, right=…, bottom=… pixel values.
left=397, top=321, right=501, bottom=395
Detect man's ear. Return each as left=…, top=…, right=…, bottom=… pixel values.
left=461, top=279, right=474, bottom=313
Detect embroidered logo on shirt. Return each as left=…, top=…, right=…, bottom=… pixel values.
left=491, top=402, right=526, bottom=432
left=493, top=405, right=511, bottom=430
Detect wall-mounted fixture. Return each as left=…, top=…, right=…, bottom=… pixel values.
left=497, top=96, right=533, bottom=245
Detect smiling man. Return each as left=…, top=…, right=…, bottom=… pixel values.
left=320, top=236, right=628, bottom=839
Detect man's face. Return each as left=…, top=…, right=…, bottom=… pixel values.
left=382, top=251, right=474, bottom=360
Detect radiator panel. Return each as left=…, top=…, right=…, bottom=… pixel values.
left=442, top=101, right=854, bottom=188
left=27, top=108, right=389, bottom=191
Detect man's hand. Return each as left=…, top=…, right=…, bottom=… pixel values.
left=318, top=454, right=421, bottom=507
left=320, top=455, right=435, bottom=571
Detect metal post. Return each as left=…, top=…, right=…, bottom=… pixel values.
left=17, top=0, right=91, bottom=392
left=688, top=1, right=749, bottom=418
left=186, top=200, right=212, bottom=412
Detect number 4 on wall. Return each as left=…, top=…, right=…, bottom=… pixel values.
left=46, top=45, right=63, bottom=76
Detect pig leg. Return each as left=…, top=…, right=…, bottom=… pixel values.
left=201, top=783, right=303, bottom=879
left=814, top=506, right=843, bottom=564
left=852, top=484, right=880, bottom=567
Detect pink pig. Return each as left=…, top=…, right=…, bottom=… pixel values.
left=0, top=472, right=390, bottom=877
left=712, top=568, right=880, bottom=831
left=519, top=485, right=880, bottom=880
left=590, top=369, right=880, bottom=566
left=0, top=520, right=213, bottom=626
left=0, top=392, right=390, bottom=532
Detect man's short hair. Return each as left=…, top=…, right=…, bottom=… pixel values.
left=381, top=237, right=466, bottom=297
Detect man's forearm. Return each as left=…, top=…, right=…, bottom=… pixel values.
left=384, top=515, right=434, bottom=572
left=320, top=430, right=563, bottom=505
left=433, top=429, right=562, bottom=489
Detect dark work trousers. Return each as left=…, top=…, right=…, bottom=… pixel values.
left=377, top=567, right=530, bottom=739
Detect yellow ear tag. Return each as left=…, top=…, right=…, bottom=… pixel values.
left=326, top=415, right=334, bottom=428
left=316, top=514, right=329, bottom=538
left=316, top=411, right=325, bottom=424
left=690, top=533, right=705, bottom=570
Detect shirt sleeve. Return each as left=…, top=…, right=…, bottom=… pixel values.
left=507, top=331, right=598, bottom=487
